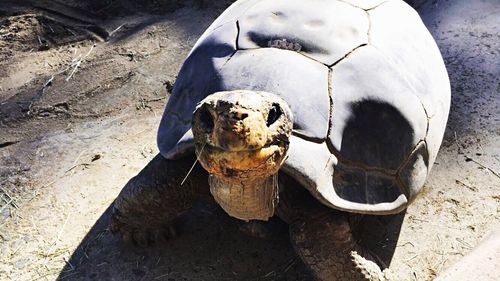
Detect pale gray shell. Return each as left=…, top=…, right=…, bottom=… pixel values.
left=157, top=0, right=450, bottom=214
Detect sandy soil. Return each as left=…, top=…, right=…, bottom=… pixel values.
left=0, top=0, right=498, bottom=280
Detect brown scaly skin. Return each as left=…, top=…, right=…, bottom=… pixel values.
left=277, top=173, right=387, bottom=281
left=110, top=154, right=209, bottom=245
left=290, top=216, right=386, bottom=281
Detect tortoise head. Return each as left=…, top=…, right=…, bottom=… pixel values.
left=192, top=90, right=293, bottom=221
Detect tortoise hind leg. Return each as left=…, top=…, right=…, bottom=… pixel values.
left=111, top=153, right=208, bottom=245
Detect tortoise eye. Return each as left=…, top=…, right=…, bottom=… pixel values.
left=266, top=103, right=282, bottom=127
left=198, top=106, right=214, bottom=132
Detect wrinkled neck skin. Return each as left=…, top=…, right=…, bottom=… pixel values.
left=209, top=173, right=279, bottom=222
left=192, top=90, right=293, bottom=222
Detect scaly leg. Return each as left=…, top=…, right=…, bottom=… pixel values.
left=277, top=173, right=387, bottom=281
left=110, top=153, right=209, bottom=245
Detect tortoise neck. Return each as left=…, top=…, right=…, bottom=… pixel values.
left=209, top=174, right=279, bottom=222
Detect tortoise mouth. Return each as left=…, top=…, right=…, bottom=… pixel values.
left=198, top=139, right=285, bottom=153
left=195, top=141, right=288, bottom=179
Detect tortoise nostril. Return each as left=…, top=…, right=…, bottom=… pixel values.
left=266, top=103, right=282, bottom=127
left=198, top=106, right=214, bottom=132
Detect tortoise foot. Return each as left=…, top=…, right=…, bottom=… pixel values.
left=110, top=211, right=177, bottom=246
left=290, top=211, right=387, bottom=281
left=351, top=251, right=387, bottom=281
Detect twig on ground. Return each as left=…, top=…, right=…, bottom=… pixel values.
left=39, top=42, right=96, bottom=92
left=63, top=257, right=75, bottom=271
left=0, top=197, right=14, bottom=214
left=32, top=269, right=61, bottom=281
left=455, top=179, right=478, bottom=192
left=397, top=241, right=415, bottom=248
left=65, top=27, right=77, bottom=36
left=263, top=270, right=275, bottom=278
left=0, top=187, right=19, bottom=216
left=262, top=257, right=296, bottom=278
left=154, top=273, right=170, bottom=280
left=26, top=179, right=59, bottom=204
left=405, top=253, right=419, bottom=262
left=37, top=211, right=71, bottom=279
left=464, top=156, right=500, bottom=179
left=43, top=75, right=54, bottom=90
left=455, top=237, right=473, bottom=250
left=95, top=0, right=115, bottom=13
left=65, top=163, right=92, bottom=173
left=454, top=132, right=500, bottom=178
left=144, top=97, right=164, bottom=103
left=11, top=242, right=24, bottom=256
left=409, top=216, right=428, bottom=223
left=436, top=256, right=448, bottom=275
left=66, top=43, right=95, bottom=81
left=67, top=150, right=87, bottom=174
left=56, top=214, right=70, bottom=245
left=283, top=257, right=296, bottom=272
left=108, top=23, right=125, bottom=37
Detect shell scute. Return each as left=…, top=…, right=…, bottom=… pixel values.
left=237, top=0, right=369, bottom=65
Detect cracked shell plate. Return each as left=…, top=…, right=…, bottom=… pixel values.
left=237, top=0, right=369, bottom=65
left=157, top=0, right=450, bottom=214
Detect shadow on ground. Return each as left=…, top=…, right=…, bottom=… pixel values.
left=57, top=199, right=405, bottom=280
left=0, top=0, right=225, bottom=42
left=56, top=202, right=311, bottom=281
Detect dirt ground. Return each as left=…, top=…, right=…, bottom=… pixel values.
left=0, top=0, right=498, bottom=280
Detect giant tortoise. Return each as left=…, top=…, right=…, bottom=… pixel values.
left=111, top=0, right=450, bottom=279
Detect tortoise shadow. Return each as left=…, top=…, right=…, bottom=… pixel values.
left=56, top=201, right=405, bottom=280
left=56, top=201, right=311, bottom=281
left=353, top=211, right=407, bottom=268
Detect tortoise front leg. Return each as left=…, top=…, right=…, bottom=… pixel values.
left=111, top=153, right=209, bottom=245
left=277, top=173, right=386, bottom=281
left=289, top=211, right=386, bottom=281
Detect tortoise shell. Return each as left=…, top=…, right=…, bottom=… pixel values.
left=157, top=0, right=450, bottom=214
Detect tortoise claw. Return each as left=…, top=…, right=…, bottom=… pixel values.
left=110, top=213, right=177, bottom=246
